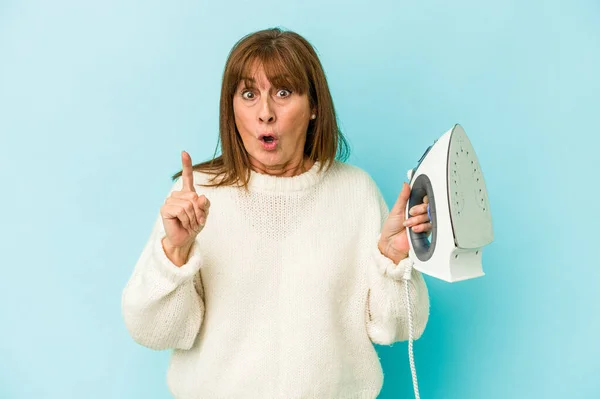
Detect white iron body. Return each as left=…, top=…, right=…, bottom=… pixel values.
left=406, top=124, right=494, bottom=282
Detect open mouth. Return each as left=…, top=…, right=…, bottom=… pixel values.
left=261, top=135, right=275, bottom=143
left=259, top=134, right=278, bottom=150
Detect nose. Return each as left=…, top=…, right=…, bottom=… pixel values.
left=258, top=97, right=275, bottom=123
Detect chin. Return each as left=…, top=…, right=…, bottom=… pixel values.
left=250, top=150, right=289, bottom=167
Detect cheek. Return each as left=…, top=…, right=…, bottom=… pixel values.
left=280, top=106, right=309, bottom=134
left=233, top=105, right=252, bottom=136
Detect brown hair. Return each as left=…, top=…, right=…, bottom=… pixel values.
left=171, top=27, right=350, bottom=190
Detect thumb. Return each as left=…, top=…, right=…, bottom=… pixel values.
left=389, top=182, right=410, bottom=221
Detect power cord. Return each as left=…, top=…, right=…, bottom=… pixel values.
left=403, top=261, right=420, bottom=399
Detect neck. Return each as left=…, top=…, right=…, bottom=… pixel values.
left=249, top=156, right=313, bottom=177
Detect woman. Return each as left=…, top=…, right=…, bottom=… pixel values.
left=122, top=27, right=430, bottom=399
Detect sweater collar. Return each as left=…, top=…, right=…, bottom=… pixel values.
left=247, top=160, right=327, bottom=192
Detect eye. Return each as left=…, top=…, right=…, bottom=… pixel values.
left=276, top=89, right=292, bottom=98
left=241, top=90, right=255, bottom=100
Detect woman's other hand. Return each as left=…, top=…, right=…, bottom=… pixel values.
left=160, top=151, right=211, bottom=250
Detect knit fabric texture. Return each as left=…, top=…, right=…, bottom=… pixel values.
left=121, top=160, right=430, bottom=399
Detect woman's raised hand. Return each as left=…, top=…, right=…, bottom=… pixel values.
left=160, top=151, right=210, bottom=249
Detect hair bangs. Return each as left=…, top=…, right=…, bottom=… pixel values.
left=238, top=46, right=309, bottom=96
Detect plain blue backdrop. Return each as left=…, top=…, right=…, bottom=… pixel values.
left=1, top=0, right=599, bottom=398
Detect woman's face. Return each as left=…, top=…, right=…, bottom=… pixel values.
left=233, top=63, right=313, bottom=175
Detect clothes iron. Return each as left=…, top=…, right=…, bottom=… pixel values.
left=406, top=123, right=494, bottom=282
left=400, top=124, right=494, bottom=399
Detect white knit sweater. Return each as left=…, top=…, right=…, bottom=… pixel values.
left=122, top=160, right=430, bottom=399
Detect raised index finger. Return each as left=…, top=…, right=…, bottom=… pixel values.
left=181, top=150, right=196, bottom=192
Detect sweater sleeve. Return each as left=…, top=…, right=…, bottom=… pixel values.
left=364, top=180, right=430, bottom=346
left=121, top=177, right=205, bottom=351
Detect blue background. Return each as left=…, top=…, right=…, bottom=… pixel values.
left=1, top=0, right=599, bottom=398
